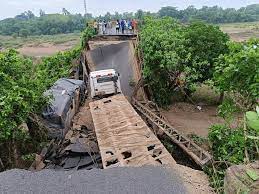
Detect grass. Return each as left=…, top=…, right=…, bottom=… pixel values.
left=191, top=84, right=220, bottom=105
left=188, top=134, right=208, bottom=146
left=0, top=33, right=81, bottom=49
left=219, top=21, right=259, bottom=29
left=218, top=21, right=259, bottom=41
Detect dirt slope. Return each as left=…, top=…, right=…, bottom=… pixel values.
left=162, top=103, right=223, bottom=138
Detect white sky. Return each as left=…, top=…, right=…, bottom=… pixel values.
left=1, top=0, right=259, bottom=19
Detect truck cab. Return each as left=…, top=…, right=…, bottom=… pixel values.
left=90, top=69, right=122, bottom=98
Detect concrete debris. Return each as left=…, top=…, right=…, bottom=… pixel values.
left=30, top=126, right=102, bottom=171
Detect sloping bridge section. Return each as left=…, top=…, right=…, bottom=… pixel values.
left=89, top=95, right=176, bottom=169
left=86, top=34, right=212, bottom=168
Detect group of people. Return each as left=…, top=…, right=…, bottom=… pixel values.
left=93, top=19, right=138, bottom=35
left=115, top=19, right=138, bottom=34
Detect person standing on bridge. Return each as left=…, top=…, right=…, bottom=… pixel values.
left=128, top=19, right=133, bottom=34
left=121, top=20, right=125, bottom=34
left=132, top=19, right=138, bottom=34
left=116, top=20, right=120, bottom=34
left=124, top=20, right=128, bottom=34
left=98, top=20, right=102, bottom=34
left=107, top=20, right=112, bottom=34
left=102, top=20, right=106, bottom=35
left=93, top=20, right=98, bottom=34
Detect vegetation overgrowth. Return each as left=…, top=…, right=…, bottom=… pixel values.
left=139, top=17, right=258, bottom=193
left=139, top=17, right=229, bottom=106
left=214, top=39, right=259, bottom=107
left=0, top=27, right=95, bottom=169
left=157, top=4, right=259, bottom=23
left=0, top=10, right=86, bottom=37
left=207, top=39, right=259, bottom=193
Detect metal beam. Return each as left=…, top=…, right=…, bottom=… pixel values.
left=131, top=98, right=213, bottom=167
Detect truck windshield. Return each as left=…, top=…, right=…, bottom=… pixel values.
left=97, top=76, right=114, bottom=83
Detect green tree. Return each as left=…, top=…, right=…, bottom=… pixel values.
left=214, top=39, right=259, bottom=105
left=12, top=33, right=18, bottom=39
left=39, top=9, right=45, bottom=17
left=183, top=22, right=229, bottom=84
left=26, top=10, right=35, bottom=19
left=139, top=18, right=230, bottom=105
left=62, top=8, right=70, bottom=16
left=139, top=17, right=186, bottom=105
left=158, top=6, right=179, bottom=18
left=135, top=9, right=144, bottom=20
left=104, top=12, right=112, bottom=20
left=114, top=12, right=122, bottom=20
left=19, top=29, right=29, bottom=38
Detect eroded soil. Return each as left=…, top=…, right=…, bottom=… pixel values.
left=162, top=102, right=223, bottom=138
left=18, top=41, right=77, bottom=57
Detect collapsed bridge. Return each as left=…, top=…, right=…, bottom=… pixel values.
left=83, top=33, right=212, bottom=168
left=90, top=94, right=176, bottom=168
left=0, top=33, right=214, bottom=194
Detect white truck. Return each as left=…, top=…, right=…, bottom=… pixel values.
left=89, top=69, right=122, bottom=98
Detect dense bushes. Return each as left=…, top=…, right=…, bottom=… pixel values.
left=206, top=39, right=258, bottom=192
left=139, top=17, right=229, bottom=105
left=184, top=22, right=229, bottom=83
left=214, top=39, right=259, bottom=106
left=139, top=17, right=258, bottom=192
left=159, top=4, right=259, bottom=23
left=0, top=48, right=81, bottom=141
left=0, top=26, right=96, bottom=141
left=0, top=27, right=95, bottom=169
left=36, top=48, right=81, bottom=89
left=0, top=50, right=45, bottom=141
left=81, top=27, right=96, bottom=48
left=209, top=122, right=257, bottom=164
left=139, top=17, right=185, bottom=105
left=0, top=14, right=86, bottom=37
left=207, top=104, right=259, bottom=192
left=209, top=38, right=258, bottom=165
left=206, top=47, right=259, bottom=193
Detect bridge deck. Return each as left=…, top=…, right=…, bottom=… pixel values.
left=89, top=94, right=176, bottom=169
left=91, top=34, right=137, bottom=41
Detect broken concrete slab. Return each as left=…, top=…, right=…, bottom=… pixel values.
left=30, top=124, right=102, bottom=171
left=64, top=138, right=99, bottom=154
left=63, top=156, right=81, bottom=169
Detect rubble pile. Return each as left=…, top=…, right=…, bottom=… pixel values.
left=31, top=126, right=102, bottom=171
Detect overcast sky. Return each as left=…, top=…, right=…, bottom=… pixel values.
left=1, top=0, right=259, bottom=19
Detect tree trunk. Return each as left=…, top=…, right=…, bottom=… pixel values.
left=218, top=91, right=225, bottom=104
left=12, top=137, right=19, bottom=168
